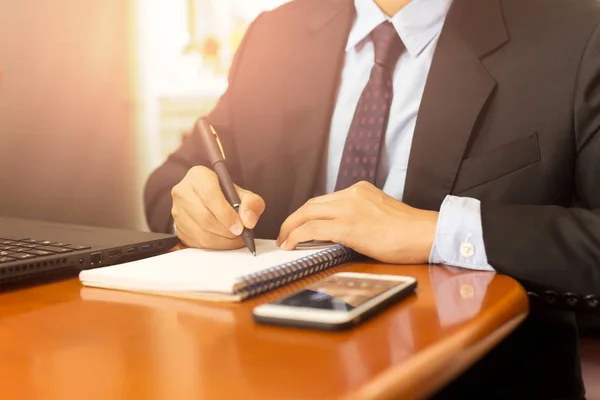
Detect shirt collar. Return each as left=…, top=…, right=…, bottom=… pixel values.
left=346, top=0, right=453, bottom=56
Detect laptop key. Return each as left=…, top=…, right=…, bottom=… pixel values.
left=10, top=253, right=35, bottom=260
left=12, top=243, right=39, bottom=249
left=36, top=246, right=72, bottom=254
left=0, top=236, right=29, bottom=241
left=20, top=239, right=40, bottom=244
left=50, top=242, right=70, bottom=247
left=66, top=245, right=91, bottom=251
left=0, top=257, right=16, bottom=263
left=0, top=246, right=15, bottom=251
left=21, top=250, right=52, bottom=257
left=0, top=251, right=17, bottom=257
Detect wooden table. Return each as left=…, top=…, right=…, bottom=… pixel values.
left=0, top=261, right=528, bottom=400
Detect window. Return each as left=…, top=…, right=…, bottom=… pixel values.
left=135, top=0, right=290, bottom=166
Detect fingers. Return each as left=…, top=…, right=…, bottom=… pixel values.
left=237, top=186, right=266, bottom=229
left=186, top=169, right=244, bottom=236
left=172, top=183, right=243, bottom=249
left=277, top=200, right=341, bottom=246
left=280, top=220, right=346, bottom=250
left=171, top=165, right=265, bottom=250
left=276, top=183, right=375, bottom=247
left=180, top=190, right=238, bottom=239
left=174, top=206, right=245, bottom=250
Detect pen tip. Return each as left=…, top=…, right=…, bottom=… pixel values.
left=252, top=251, right=256, bottom=256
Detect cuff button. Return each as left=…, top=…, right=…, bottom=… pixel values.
left=460, top=242, right=475, bottom=258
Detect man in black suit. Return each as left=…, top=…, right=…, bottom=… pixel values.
left=145, top=0, right=600, bottom=398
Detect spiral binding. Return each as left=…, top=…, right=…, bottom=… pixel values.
left=236, top=245, right=356, bottom=299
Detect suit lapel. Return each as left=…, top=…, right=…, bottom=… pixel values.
left=283, top=0, right=355, bottom=215
left=402, top=0, right=509, bottom=210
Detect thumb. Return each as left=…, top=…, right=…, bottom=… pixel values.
left=236, top=186, right=265, bottom=229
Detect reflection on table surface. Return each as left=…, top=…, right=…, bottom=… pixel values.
left=286, top=274, right=406, bottom=310
left=429, top=266, right=496, bottom=327
left=0, top=262, right=527, bottom=400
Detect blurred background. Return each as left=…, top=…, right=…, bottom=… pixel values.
left=0, top=0, right=289, bottom=231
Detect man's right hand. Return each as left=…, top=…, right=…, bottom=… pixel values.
left=171, top=166, right=265, bottom=250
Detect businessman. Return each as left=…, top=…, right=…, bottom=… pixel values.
left=145, top=0, right=600, bottom=398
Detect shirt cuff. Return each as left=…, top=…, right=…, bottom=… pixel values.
left=429, top=195, right=494, bottom=271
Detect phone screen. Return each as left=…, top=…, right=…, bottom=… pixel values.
left=273, top=275, right=406, bottom=311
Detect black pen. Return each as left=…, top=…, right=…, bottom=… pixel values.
left=195, top=118, right=257, bottom=256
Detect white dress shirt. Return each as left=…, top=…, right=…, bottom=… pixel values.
left=324, top=0, right=493, bottom=271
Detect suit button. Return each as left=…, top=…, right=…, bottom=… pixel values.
left=527, top=291, right=540, bottom=305
left=563, top=293, right=580, bottom=307
left=543, top=290, right=559, bottom=305
left=584, top=295, right=599, bottom=309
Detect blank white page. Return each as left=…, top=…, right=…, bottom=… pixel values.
left=79, top=240, right=331, bottom=294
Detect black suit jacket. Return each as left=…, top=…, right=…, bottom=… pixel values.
left=145, top=0, right=600, bottom=398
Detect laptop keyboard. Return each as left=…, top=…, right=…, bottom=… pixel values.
left=0, top=236, right=90, bottom=264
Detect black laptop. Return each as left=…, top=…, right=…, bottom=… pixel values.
left=0, top=217, right=180, bottom=286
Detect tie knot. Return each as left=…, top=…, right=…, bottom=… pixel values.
left=370, top=21, right=403, bottom=69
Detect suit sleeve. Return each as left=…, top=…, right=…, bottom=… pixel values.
left=480, top=21, right=600, bottom=310
left=143, top=15, right=263, bottom=233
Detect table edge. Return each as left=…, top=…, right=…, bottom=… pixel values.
left=346, top=277, right=529, bottom=400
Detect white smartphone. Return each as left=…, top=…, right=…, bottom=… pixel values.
left=252, top=272, right=417, bottom=331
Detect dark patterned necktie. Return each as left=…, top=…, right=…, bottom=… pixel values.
left=334, top=21, right=404, bottom=191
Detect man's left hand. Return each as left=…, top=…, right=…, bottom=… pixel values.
left=276, top=181, right=439, bottom=264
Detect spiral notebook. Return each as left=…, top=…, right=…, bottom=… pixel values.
left=79, top=239, right=355, bottom=302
